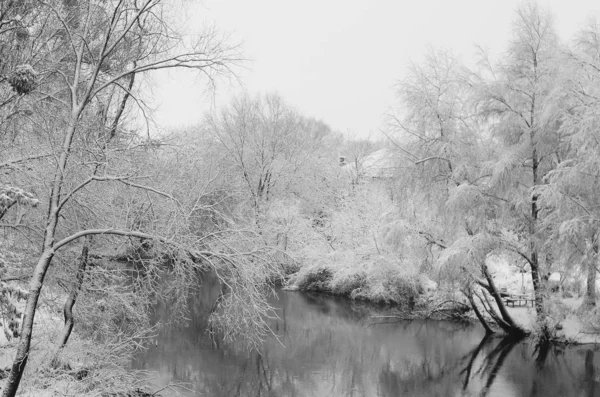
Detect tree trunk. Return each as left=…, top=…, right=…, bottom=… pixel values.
left=51, top=73, right=133, bottom=356
left=530, top=120, right=550, bottom=339
left=584, top=238, right=598, bottom=308
left=51, top=74, right=134, bottom=354
left=56, top=238, right=89, bottom=350
left=478, top=291, right=512, bottom=332
left=3, top=112, right=81, bottom=397
left=481, top=263, right=527, bottom=336
left=530, top=250, right=545, bottom=316
left=585, top=258, right=597, bottom=307
left=2, top=251, right=54, bottom=397
left=467, top=292, right=494, bottom=335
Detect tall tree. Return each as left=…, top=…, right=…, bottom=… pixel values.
left=470, top=2, right=568, bottom=336
left=538, top=17, right=600, bottom=309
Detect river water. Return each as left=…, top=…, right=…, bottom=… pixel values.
left=133, top=289, right=600, bottom=397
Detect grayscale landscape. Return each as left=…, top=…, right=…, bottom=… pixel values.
left=1, top=1, right=600, bottom=396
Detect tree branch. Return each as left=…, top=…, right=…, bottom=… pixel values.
left=0, top=154, right=53, bottom=169
left=58, top=175, right=180, bottom=211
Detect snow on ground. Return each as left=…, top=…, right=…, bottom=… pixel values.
left=0, top=298, right=66, bottom=393
left=487, top=256, right=600, bottom=344
left=504, top=305, right=536, bottom=330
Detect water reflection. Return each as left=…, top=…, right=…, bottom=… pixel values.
left=133, top=289, right=600, bottom=397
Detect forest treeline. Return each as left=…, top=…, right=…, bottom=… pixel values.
left=0, top=0, right=599, bottom=395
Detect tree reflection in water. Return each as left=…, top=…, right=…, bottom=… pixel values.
left=132, top=288, right=600, bottom=397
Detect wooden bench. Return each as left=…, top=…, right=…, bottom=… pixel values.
left=503, top=293, right=535, bottom=307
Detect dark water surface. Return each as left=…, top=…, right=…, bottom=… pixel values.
left=133, top=289, right=600, bottom=397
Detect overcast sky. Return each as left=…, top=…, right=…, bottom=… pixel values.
left=149, top=0, right=600, bottom=137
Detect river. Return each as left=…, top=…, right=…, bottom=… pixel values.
left=132, top=289, right=600, bottom=396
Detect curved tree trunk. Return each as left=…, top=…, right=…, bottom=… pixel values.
left=55, top=238, right=89, bottom=351
left=481, top=264, right=522, bottom=331
left=477, top=291, right=512, bottom=332
left=474, top=265, right=529, bottom=337
left=466, top=291, right=494, bottom=335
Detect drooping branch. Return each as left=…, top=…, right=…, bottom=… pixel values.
left=51, top=229, right=230, bottom=264
left=52, top=229, right=167, bottom=252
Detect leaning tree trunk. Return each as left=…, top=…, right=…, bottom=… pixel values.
left=472, top=264, right=529, bottom=337
left=466, top=292, right=494, bottom=335
left=481, top=265, right=518, bottom=328
left=477, top=291, right=513, bottom=333
left=481, top=264, right=528, bottom=336
left=2, top=251, right=55, bottom=397
left=55, top=238, right=89, bottom=352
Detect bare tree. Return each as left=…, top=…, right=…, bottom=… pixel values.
left=341, top=135, right=376, bottom=185
left=206, top=93, right=319, bottom=218
left=0, top=1, right=245, bottom=395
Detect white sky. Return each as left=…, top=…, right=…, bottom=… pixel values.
left=149, top=0, right=600, bottom=137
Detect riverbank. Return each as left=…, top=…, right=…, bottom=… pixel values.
left=503, top=297, right=600, bottom=344
left=0, top=289, right=159, bottom=397
left=285, top=264, right=600, bottom=345
left=284, top=263, right=470, bottom=321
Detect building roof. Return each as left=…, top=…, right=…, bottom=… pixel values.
left=360, top=148, right=402, bottom=178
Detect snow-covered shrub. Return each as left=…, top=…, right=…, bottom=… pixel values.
left=330, top=269, right=367, bottom=295
left=292, top=266, right=333, bottom=292
left=288, top=251, right=424, bottom=309
left=349, top=258, right=420, bottom=307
